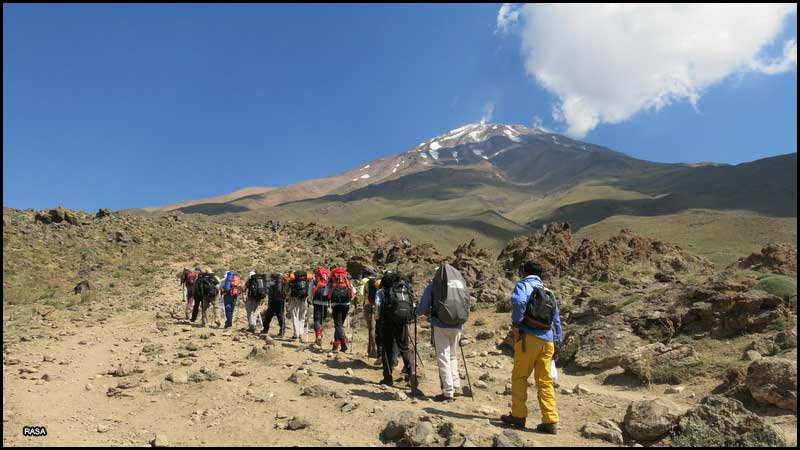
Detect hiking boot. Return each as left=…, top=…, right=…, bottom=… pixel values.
left=332, top=340, right=340, bottom=353
left=315, top=335, right=323, bottom=347
left=215, top=320, right=222, bottom=328
left=379, top=378, right=393, bottom=387
left=500, top=414, right=526, bottom=429
left=433, top=393, right=455, bottom=403
left=341, top=338, right=348, bottom=353
left=535, top=423, right=558, bottom=435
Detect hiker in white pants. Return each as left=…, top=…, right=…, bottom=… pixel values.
left=416, top=282, right=464, bottom=402
left=243, top=271, right=263, bottom=332
left=288, top=297, right=308, bottom=342
left=286, top=270, right=313, bottom=342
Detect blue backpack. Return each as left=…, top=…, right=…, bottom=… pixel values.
left=224, top=271, right=234, bottom=291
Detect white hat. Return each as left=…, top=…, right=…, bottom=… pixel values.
left=249, top=271, right=256, bottom=278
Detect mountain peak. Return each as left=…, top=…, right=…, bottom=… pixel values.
left=412, top=123, right=547, bottom=156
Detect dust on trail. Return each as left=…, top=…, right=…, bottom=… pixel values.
left=2, top=267, right=795, bottom=447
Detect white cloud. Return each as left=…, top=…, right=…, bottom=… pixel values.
left=496, top=3, right=521, bottom=34
left=532, top=115, right=550, bottom=132
left=499, top=4, right=797, bottom=138
left=480, top=101, right=495, bottom=125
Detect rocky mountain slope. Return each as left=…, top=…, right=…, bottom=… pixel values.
left=3, top=207, right=797, bottom=446
left=148, top=124, right=797, bottom=267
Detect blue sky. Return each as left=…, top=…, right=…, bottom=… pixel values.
left=3, top=4, right=797, bottom=211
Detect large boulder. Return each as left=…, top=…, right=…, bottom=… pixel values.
left=672, top=395, right=786, bottom=447
left=620, top=343, right=703, bottom=385
left=95, top=208, right=113, bottom=219
left=681, top=289, right=791, bottom=337
left=745, top=357, right=797, bottom=412
left=34, top=207, right=80, bottom=226
left=737, top=242, right=797, bottom=276
left=623, top=399, right=681, bottom=443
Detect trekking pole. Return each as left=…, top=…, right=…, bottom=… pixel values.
left=458, top=337, right=474, bottom=400
left=413, top=313, right=418, bottom=392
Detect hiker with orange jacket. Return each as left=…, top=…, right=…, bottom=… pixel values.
left=310, top=267, right=331, bottom=347
left=328, top=266, right=356, bottom=353
left=219, top=269, right=243, bottom=329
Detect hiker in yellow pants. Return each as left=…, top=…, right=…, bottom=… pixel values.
left=501, top=261, right=563, bottom=434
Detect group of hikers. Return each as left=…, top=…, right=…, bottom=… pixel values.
left=178, top=259, right=564, bottom=434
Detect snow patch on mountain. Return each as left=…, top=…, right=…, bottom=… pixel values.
left=360, top=174, right=370, bottom=179
left=429, top=149, right=439, bottom=160
left=360, top=164, right=370, bottom=171
left=430, top=141, right=442, bottom=150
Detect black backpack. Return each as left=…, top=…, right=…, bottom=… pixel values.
left=269, top=273, right=285, bottom=301
left=524, top=285, right=557, bottom=330
left=382, top=277, right=414, bottom=323
left=193, top=272, right=218, bottom=301
left=249, top=274, right=269, bottom=300
left=432, top=263, right=470, bottom=326
left=290, top=271, right=309, bottom=298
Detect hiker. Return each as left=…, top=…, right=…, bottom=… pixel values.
left=358, top=273, right=380, bottom=358
left=244, top=271, right=269, bottom=333
left=375, top=271, right=415, bottom=386
left=328, top=266, right=356, bottom=353
left=262, top=272, right=287, bottom=337
left=500, top=261, right=563, bottom=434
left=310, top=267, right=331, bottom=347
left=416, top=263, right=470, bottom=402
left=219, top=270, right=243, bottom=329
left=179, top=268, right=190, bottom=304
left=193, top=270, right=222, bottom=327
left=287, top=270, right=312, bottom=342
left=183, top=267, right=200, bottom=321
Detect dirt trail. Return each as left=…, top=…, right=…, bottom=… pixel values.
left=2, top=266, right=794, bottom=447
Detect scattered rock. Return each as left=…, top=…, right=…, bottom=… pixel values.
left=743, top=350, right=763, bottom=362
left=623, top=399, right=681, bottom=443
left=287, top=417, right=310, bottom=431
left=165, top=372, right=189, bottom=385
left=580, top=419, right=624, bottom=445
left=573, top=384, right=591, bottom=395
left=664, top=386, right=685, bottom=394
left=382, top=411, right=418, bottom=442
left=393, top=390, right=408, bottom=401
left=745, top=357, right=797, bottom=412
left=405, top=421, right=435, bottom=446
left=150, top=434, right=169, bottom=447
left=302, top=384, right=339, bottom=398
left=231, top=369, right=247, bottom=377
left=492, top=430, right=525, bottom=447
left=673, top=395, right=786, bottom=447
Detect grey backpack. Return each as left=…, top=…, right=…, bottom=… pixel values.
left=432, top=263, right=470, bottom=326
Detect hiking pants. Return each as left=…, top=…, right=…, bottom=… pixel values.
left=313, top=304, right=328, bottom=338
left=380, top=318, right=412, bottom=382
left=200, top=297, right=221, bottom=327
left=332, top=304, right=349, bottom=343
left=511, top=333, right=559, bottom=424
left=245, top=297, right=263, bottom=332
left=433, top=326, right=462, bottom=398
left=185, top=295, right=194, bottom=318
left=288, top=297, right=308, bottom=340
left=223, top=294, right=238, bottom=327
left=364, top=304, right=378, bottom=357
left=262, top=299, right=286, bottom=335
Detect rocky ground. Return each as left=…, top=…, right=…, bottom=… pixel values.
left=2, top=207, right=797, bottom=447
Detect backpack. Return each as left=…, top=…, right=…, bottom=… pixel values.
left=381, top=277, right=414, bottom=322
left=289, top=271, right=310, bottom=298
left=268, top=273, right=285, bottom=301
left=367, top=277, right=379, bottom=305
left=229, top=273, right=241, bottom=296
left=193, top=272, right=218, bottom=301
left=431, top=263, right=470, bottom=326
left=185, top=271, right=199, bottom=293
left=249, top=274, right=269, bottom=300
left=329, top=267, right=352, bottom=303
left=524, top=285, right=557, bottom=330
left=312, top=267, right=330, bottom=300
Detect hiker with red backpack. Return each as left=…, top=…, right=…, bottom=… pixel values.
left=219, top=269, right=243, bottom=329
left=328, top=266, right=356, bottom=353
left=310, top=267, right=331, bottom=347
left=182, top=268, right=200, bottom=321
